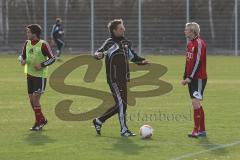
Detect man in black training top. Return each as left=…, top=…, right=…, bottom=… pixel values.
left=51, top=18, right=64, bottom=59
left=93, top=19, right=149, bottom=137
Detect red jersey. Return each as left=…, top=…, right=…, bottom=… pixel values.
left=184, top=36, right=207, bottom=80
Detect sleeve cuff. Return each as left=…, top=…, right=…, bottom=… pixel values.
left=188, top=77, right=193, bottom=80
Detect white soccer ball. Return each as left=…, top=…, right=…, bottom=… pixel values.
left=139, top=125, right=153, bottom=139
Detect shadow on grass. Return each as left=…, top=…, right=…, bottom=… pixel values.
left=198, top=137, right=228, bottom=155
left=23, top=131, right=55, bottom=145
left=101, top=135, right=154, bottom=155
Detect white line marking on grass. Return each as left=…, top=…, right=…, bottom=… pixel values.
left=171, top=140, right=240, bottom=160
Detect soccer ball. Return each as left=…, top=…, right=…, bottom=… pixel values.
left=139, top=125, right=153, bottom=139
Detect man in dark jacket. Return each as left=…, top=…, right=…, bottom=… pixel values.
left=51, top=18, right=64, bottom=59
left=93, top=19, right=149, bottom=137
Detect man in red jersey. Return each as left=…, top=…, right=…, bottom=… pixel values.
left=181, top=22, right=207, bottom=138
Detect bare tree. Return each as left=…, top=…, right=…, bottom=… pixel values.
left=24, top=0, right=31, bottom=24
left=2, top=0, right=9, bottom=44
left=55, top=0, right=60, bottom=16
left=63, top=0, right=70, bottom=34
left=0, top=0, right=3, bottom=42
left=208, top=0, right=215, bottom=41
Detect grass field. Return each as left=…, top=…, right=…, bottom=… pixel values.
left=0, top=54, right=240, bottom=160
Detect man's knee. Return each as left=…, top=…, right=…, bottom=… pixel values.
left=32, top=93, right=41, bottom=107
left=192, top=98, right=201, bottom=109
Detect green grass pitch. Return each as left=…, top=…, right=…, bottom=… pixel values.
left=0, top=54, right=239, bottom=160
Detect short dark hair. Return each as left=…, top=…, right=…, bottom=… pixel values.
left=26, top=24, right=42, bottom=38
left=56, top=18, right=62, bottom=23
left=107, top=19, right=123, bottom=35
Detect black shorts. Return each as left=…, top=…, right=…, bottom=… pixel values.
left=188, top=79, right=207, bottom=100
left=27, top=76, right=47, bottom=94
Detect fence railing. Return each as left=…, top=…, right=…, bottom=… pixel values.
left=0, top=0, right=239, bottom=55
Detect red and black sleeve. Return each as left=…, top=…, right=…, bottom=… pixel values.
left=40, top=42, right=55, bottom=67
left=21, top=41, right=28, bottom=60
left=188, top=40, right=202, bottom=79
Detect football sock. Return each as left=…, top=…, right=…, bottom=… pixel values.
left=33, top=106, right=45, bottom=125
left=199, top=106, right=206, bottom=132
left=193, top=108, right=201, bottom=132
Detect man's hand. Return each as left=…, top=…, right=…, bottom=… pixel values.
left=18, top=55, right=26, bottom=66
left=34, top=64, right=42, bottom=70
left=20, top=60, right=26, bottom=66
left=136, top=60, right=150, bottom=65
left=142, top=60, right=149, bottom=65
left=181, top=78, right=191, bottom=86
left=94, top=52, right=104, bottom=60
left=59, top=31, right=64, bottom=35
